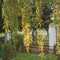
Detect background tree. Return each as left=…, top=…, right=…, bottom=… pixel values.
left=53, top=0, right=60, bottom=60
left=28, top=0, right=41, bottom=41
left=2, top=0, right=19, bottom=60
left=41, top=1, right=53, bottom=33
left=0, top=0, right=4, bottom=33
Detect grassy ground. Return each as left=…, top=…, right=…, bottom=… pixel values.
left=15, top=53, right=58, bottom=60
left=0, top=33, right=58, bottom=60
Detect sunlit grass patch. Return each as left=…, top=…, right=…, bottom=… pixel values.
left=15, top=53, right=58, bottom=60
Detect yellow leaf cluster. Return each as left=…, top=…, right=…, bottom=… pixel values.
left=2, top=7, right=10, bottom=33
left=39, top=52, right=45, bottom=59
left=22, top=6, right=32, bottom=53
left=35, top=0, right=42, bottom=27
left=56, top=42, right=60, bottom=55
left=37, top=40, right=44, bottom=51
left=54, top=0, right=60, bottom=55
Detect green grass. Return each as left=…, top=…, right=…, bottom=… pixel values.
left=15, top=53, right=58, bottom=60
left=15, top=53, right=40, bottom=60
